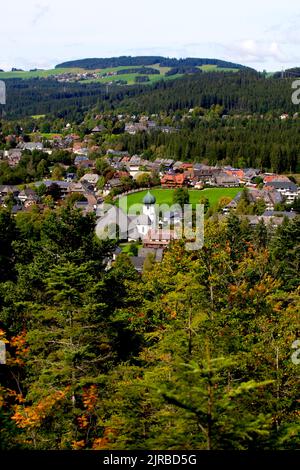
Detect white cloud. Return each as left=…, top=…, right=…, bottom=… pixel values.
left=236, top=39, right=285, bottom=62
left=1, top=0, right=300, bottom=71
left=31, top=3, right=50, bottom=26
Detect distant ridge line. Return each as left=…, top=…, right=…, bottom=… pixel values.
left=55, top=55, right=255, bottom=71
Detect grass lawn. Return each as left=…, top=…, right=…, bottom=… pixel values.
left=31, top=115, right=46, bottom=120
left=0, top=68, right=87, bottom=79
left=119, top=242, right=143, bottom=254
left=198, top=65, right=239, bottom=73
left=29, top=132, right=62, bottom=139
left=119, top=188, right=241, bottom=213
left=150, top=64, right=172, bottom=74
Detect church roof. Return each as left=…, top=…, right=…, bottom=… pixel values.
left=143, top=191, right=156, bottom=205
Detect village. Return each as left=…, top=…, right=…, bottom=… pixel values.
left=0, top=125, right=299, bottom=273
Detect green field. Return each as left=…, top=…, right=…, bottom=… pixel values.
left=81, top=64, right=183, bottom=85
left=150, top=64, right=172, bottom=74
left=0, top=65, right=169, bottom=83
left=0, top=63, right=238, bottom=85
left=28, top=132, right=62, bottom=138
left=31, top=114, right=46, bottom=120
left=0, top=64, right=182, bottom=86
left=85, top=72, right=166, bottom=86
left=119, top=242, right=143, bottom=253
left=198, top=65, right=239, bottom=73
left=119, top=188, right=241, bottom=213
left=0, top=67, right=86, bottom=79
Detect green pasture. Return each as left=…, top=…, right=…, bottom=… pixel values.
left=119, top=188, right=241, bottom=213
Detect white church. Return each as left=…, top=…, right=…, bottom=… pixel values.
left=96, top=191, right=157, bottom=241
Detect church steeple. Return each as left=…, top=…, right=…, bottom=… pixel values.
left=143, top=191, right=157, bottom=228
left=143, top=191, right=156, bottom=205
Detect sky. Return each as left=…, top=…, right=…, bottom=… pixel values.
left=1, top=0, right=300, bottom=71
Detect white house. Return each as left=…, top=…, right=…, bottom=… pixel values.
left=265, top=181, right=299, bottom=203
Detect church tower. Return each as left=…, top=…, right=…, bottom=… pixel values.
left=143, top=191, right=157, bottom=228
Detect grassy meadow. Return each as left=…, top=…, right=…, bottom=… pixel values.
left=0, top=63, right=239, bottom=85
left=119, top=188, right=241, bottom=213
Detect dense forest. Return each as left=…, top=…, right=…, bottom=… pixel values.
left=0, top=206, right=299, bottom=450
left=0, top=55, right=300, bottom=452
left=55, top=56, right=250, bottom=70
left=2, top=71, right=300, bottom=121
left=116, top=72, right=297, bottom=114
left=114, top=118, right=300, bottom=173
left=273, top=67, right=300, bottom=79
left=2, top=79, right=121, bottom=120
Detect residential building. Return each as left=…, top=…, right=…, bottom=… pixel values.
left=264, top=181, right=299, bottom=203
left=161, top=173, right=186, bottom=188
left=80, top=173, right=100, bottom=186
left=215, top=173, right=240, bottom=187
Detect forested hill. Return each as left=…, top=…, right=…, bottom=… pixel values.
left=273, top=67, right=300, bottom=78
left=115, top=71, right=298, bottom=114
left=3, top=70, right=299, bottom=119
left=55, top=55, right=252, bottom=70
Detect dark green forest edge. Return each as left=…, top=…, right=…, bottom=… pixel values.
left=4, top=61, right=300, bottom=173
left=0, top=209, right=299, bottom=449
left=2, top=70, right=300, bottom=173
left=0, top=57, right=299, bottom=450
left=4, top=68, right=300, bottom=119
left=55, top=55, right=251, bottom=69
